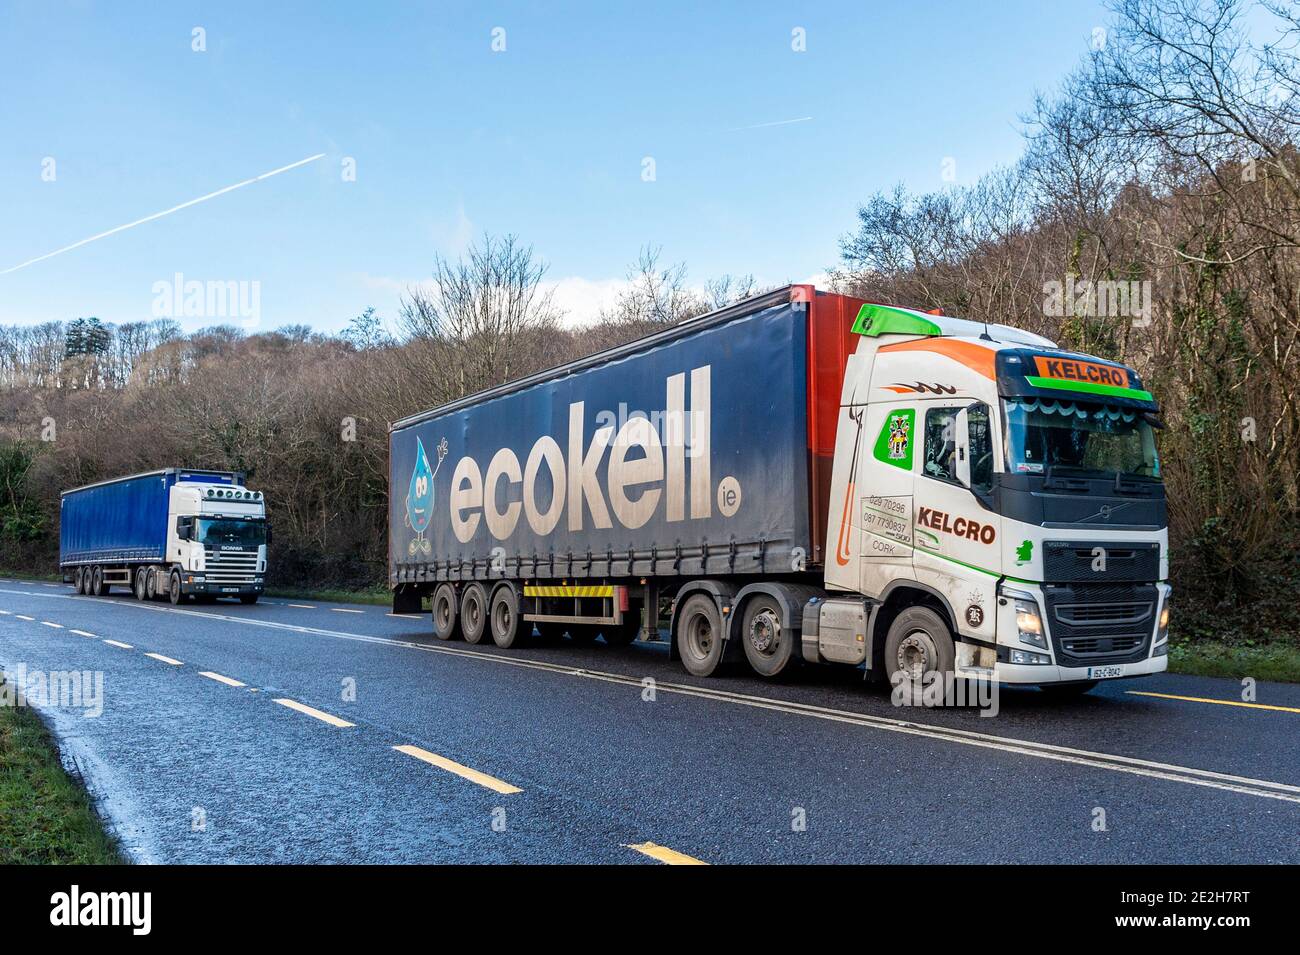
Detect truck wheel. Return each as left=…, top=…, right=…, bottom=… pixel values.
left=169, top=570, right=184, bottom=605
left=432, top=584, right=460, bottom=640
left=134, top=568, right=148, bottom=601
left=675, top=594, right=726, bottom=677
left=884, top=607, right=956, bottom=705
left=460, top=583, right=489, bottom=644
left=1039, top=680, right=1098, bottom=697
left=73, top=567, right=85, bottom=594
left=145, top=569, right=158, bottom=600
left=91, top=566, right=106, bottom=597
left=741, top=595, right=795, bottom=678
left=489, top=588, right=526, bottom=649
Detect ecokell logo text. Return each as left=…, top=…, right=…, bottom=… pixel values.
left=448, top=365, right=742, bottom=542
left=50, top=885, right=151, bottom=936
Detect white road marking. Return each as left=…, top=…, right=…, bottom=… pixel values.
left=41, top=621, right=63, bottom=628
left=9, top=585, right=1300, bottom=805
left=273, top=698, right=355, bottom=728
left=16, top=614, right=33, bottom=621
left=330, top=608, right=364, bottom=614
left=103, top=639, right=133, bottom=649
left=287, top=604, right=316, bottom=609
left=70, top=629, right=97, bottom=638
left=387, top=613, right=423, bottom=619
left=0, top=609, right=11, bottom=614
left=199, top=671, right=246, bottom=688
left=144, top=652, right=183, bottom=666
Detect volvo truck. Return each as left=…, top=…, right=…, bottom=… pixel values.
left=61, top=468, right=269, bottom=604
left=388, top=286, right=1169, bottom=696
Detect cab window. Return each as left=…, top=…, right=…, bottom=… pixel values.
left=968, top=403, right=994, bottom=496
left=923, top=408, right=959, bottom=483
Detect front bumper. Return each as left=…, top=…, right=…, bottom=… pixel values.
left=182, top=579, right=264, bottom=596
left=993, top=653, right=1167, bottom=684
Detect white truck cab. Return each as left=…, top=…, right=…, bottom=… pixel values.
left=818, top=303, right=1169, bottom=693
left=167, top=481, right=268, bottom=603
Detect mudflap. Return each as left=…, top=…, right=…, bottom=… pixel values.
left=392, top=583, right=424, bottom=615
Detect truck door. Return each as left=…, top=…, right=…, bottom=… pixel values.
left=912, top=401, right=1001, bottom=640
left=826, top=401, right=918, bottom=597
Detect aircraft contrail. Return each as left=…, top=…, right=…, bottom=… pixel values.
left=728, top=116, right=813, bottom=131
left=1, top=152, right=327, bottom=276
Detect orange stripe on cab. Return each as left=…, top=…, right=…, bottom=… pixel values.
left=878, top=339, right=997, bottom=379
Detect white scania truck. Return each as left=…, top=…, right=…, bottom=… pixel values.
left=389, top=286, right=1169, bottom=696
left=60, top=468, right=269, bottom=605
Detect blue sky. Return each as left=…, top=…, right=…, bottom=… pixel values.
left=0, top=1, right=1114, bottom=332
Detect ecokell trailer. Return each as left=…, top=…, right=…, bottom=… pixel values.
left=60, top=468, right=269, bottom=604
left=389, top=285, right=1169, bottom=696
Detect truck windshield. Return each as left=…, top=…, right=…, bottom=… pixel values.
left=196, top=519, right=266, bottom=547
left=1003, top=398, right=1160, bottom=480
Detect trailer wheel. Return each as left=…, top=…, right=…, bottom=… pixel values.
left=676, top=594, right=726, bottom=677
left=489, top=587, right=526, bottom=649
left=169, top=569, right=184, bottom=605
left=73, top=567, right=85, bottom=594
left=460, top=583, right=489, bottom=644
left=432, top=584, right=460, bottom=640
left=741, top=595, right=794, bottom=678
left=91, top=566, right=106, bottom=597
left=884, top=606, right=956, bottom=705
left=134, top=568, right=148, bottom=601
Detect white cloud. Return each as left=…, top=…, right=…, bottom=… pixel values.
left=541, top=276, right=630, bottom=327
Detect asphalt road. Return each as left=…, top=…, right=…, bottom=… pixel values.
left=1, top=577, right=1298, bottom=864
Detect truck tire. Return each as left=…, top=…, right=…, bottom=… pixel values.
left=884, top=606, right=955, bottom=705
left=169, top=569, right=184, bottom=605
left=432, top=584, right=460, bottom=640
left=91, top=566, right=107, bottom=597
left=460, top=583, right=489, bottom=644
left=73, top=567, right=85, bottom=594
left=145, top=568, right=158, bottom=600
left=489, top=587, right=526, bottom=649
left=134, top=568, right=148, bottom=601
left=675, top=593, right=726, bottom=677
left=741, top=595, right=795, bottom=678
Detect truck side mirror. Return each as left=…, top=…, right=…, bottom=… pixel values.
left=954, top=408, right=972, bottom=489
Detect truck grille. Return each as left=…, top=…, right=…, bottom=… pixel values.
left=1043, top=583, right=1155, bottom=667
left=1043, top=541, right=1159, bottom=582
left=203, top=550, right=260, bottom=584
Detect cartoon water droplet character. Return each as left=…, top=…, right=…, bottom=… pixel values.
left=406, top=436, right=448, bottom=557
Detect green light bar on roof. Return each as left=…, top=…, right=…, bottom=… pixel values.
left=851, top=303, right=943, bottom=337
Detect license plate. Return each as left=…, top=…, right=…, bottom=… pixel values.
left=1088, top=665, right=1125, bottom=679
left=222, top=587, right=238, bottom=593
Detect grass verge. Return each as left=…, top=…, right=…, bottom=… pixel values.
left=1167, top=641, right=1300, bottom=683
left=0, top=676, right=122, bottom=864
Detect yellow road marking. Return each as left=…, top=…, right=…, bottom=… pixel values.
left=392, top=744, right=522, bottom=794
left=1127, top=691, right=1300, bottom=714
left=70, top=629, right=96, bottom=638
left=144, top=652, right=183, bottom=666
left=199, top=670, right=246, bottom=687
left=330, top=608, right=364, bottom=614
left=16, top=614, right=33, bottom=621
left=626, top=842, right=709, bottom=865
left=288, top=603, right=316, bottom=609
left=273, top=698, right=355, bottom=728
left=41, top=621, right=63, bottom=628
left=103, top=639, right=133, bottom=649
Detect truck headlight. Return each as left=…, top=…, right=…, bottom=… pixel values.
left=1014, top=599, right=1047, bottom=650
left=1010, top=648, right=1050, bottom=665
